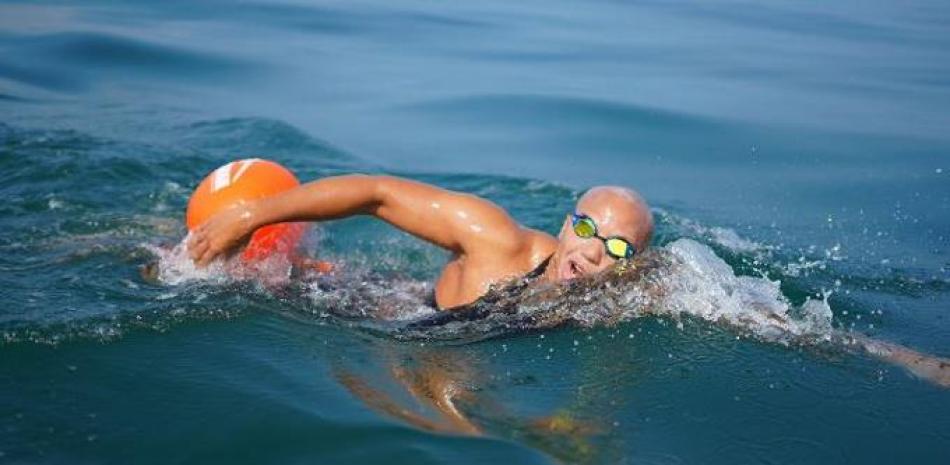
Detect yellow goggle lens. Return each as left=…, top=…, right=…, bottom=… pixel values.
left=573, top=218, right=597, bottom=238
left=605, top=238, right=632, bottom=258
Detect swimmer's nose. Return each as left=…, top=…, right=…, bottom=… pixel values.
left=578, top=240, right=602, bottom=268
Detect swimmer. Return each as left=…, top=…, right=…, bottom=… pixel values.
left=185, top=173, right=950, bottom=391
left=187, top=175, right=653, bottom=310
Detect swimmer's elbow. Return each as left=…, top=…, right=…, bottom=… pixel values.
left=331, top=173, right=387, bottom=215
left=372, top=175, right=445, bottom=212
left=371, top=175, right=401, bottom=214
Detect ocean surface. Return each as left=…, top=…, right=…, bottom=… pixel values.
left=2, top=0, right=949, bottom=463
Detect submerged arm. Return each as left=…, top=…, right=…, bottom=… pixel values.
left=852, top=335, right=950, bottom=388
left=188, top=174, right=525, bottom=266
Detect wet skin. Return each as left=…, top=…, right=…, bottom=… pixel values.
left=187, top=175, right=653, bottom=309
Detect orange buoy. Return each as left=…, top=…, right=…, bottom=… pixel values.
left=186, top=158, right=306, bottom=262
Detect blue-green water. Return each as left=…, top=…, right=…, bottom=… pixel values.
left=2, top=1, right=949, bottom=463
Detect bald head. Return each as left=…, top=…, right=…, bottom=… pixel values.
left=576, top=186, right=653, bottom=253
left=548, top=185, right=653, bottom=281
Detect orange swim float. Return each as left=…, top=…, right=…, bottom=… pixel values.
left=186, top=158, right=306, bottom=262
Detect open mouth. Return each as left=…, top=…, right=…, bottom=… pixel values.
left=561, top=258, right=583, bottom=280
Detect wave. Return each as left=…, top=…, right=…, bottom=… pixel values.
left=379, top=238, right=833, bottom=344
left=133, top=230, right=839, bottom=351
left=0, top=142, right=918, bottom=349
left=5, top=201, right=947, bottom=386
left=1, top=117, right=944, bottom=385
left=0, top=31, right=259, bottom=93
left=406, top=93, right=718, bottom=132
left=134, top=210, right=949, bottom=386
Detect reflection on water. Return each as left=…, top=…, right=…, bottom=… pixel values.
left=334, top=339, right=627, bottom=464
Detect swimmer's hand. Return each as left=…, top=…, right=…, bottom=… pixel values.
left=187, top=201, right=259, bottom=266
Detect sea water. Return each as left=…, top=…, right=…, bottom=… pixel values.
left=1, top=1, right=948, bottom=463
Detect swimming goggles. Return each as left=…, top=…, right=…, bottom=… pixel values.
left=571, top=212, right=636, bottom=260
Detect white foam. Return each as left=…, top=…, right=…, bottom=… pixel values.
left=145, top=234, right=293, bottom=287
left=646, top=239, right=834, bottom=343
left=145, top=232, right=836, bottom=347
left=145, top=237, right=228, bottom=286
left=305, top=273, right=436, bottom=321
left=655, top=208, right=853, bottom=282
left=655, top=208, right=774, bottom=254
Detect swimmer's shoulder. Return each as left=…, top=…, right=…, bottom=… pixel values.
left=523, top=227, right=557, bottom=261
left=437, top=228, right=554, bottom=309
left=483, top=227, right=555, bottom=271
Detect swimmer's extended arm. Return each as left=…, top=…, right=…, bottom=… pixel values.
left=853, top=335, right=950, bottom=388
left=188, top=175, right=526, bottom=266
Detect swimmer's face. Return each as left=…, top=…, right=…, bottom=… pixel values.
left=551, top=186, right=653, bottom=282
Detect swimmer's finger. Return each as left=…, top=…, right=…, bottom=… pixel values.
left=197, top=239, right=221, bottom=266
left=192, top=247, right=208, bottom=266
left=196, top=223, right=212, bottom=237
left=187, top=237, right=199, bottom=260
left=198, top=241, right=221, bottom=267
left=186, top=232, right=198, bottom=253
left=189, top=238, right=210, bottom=264
left=187, top=229, right=208, bottom=254
left=196, top=247, right=214, bottom=268
left=187, top=234, right=203, bottom=256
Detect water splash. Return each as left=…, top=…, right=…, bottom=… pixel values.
left=384, top=239, right=835, bottom=345
left=7, top=215, right=946, bottom=386
left=140, top=236, right=846, bottom=350
left=659, top=239, right=833, bottom=341
left=655, top=208, right=773, bottom=255
left=145, top=236, right=242, bottom=286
